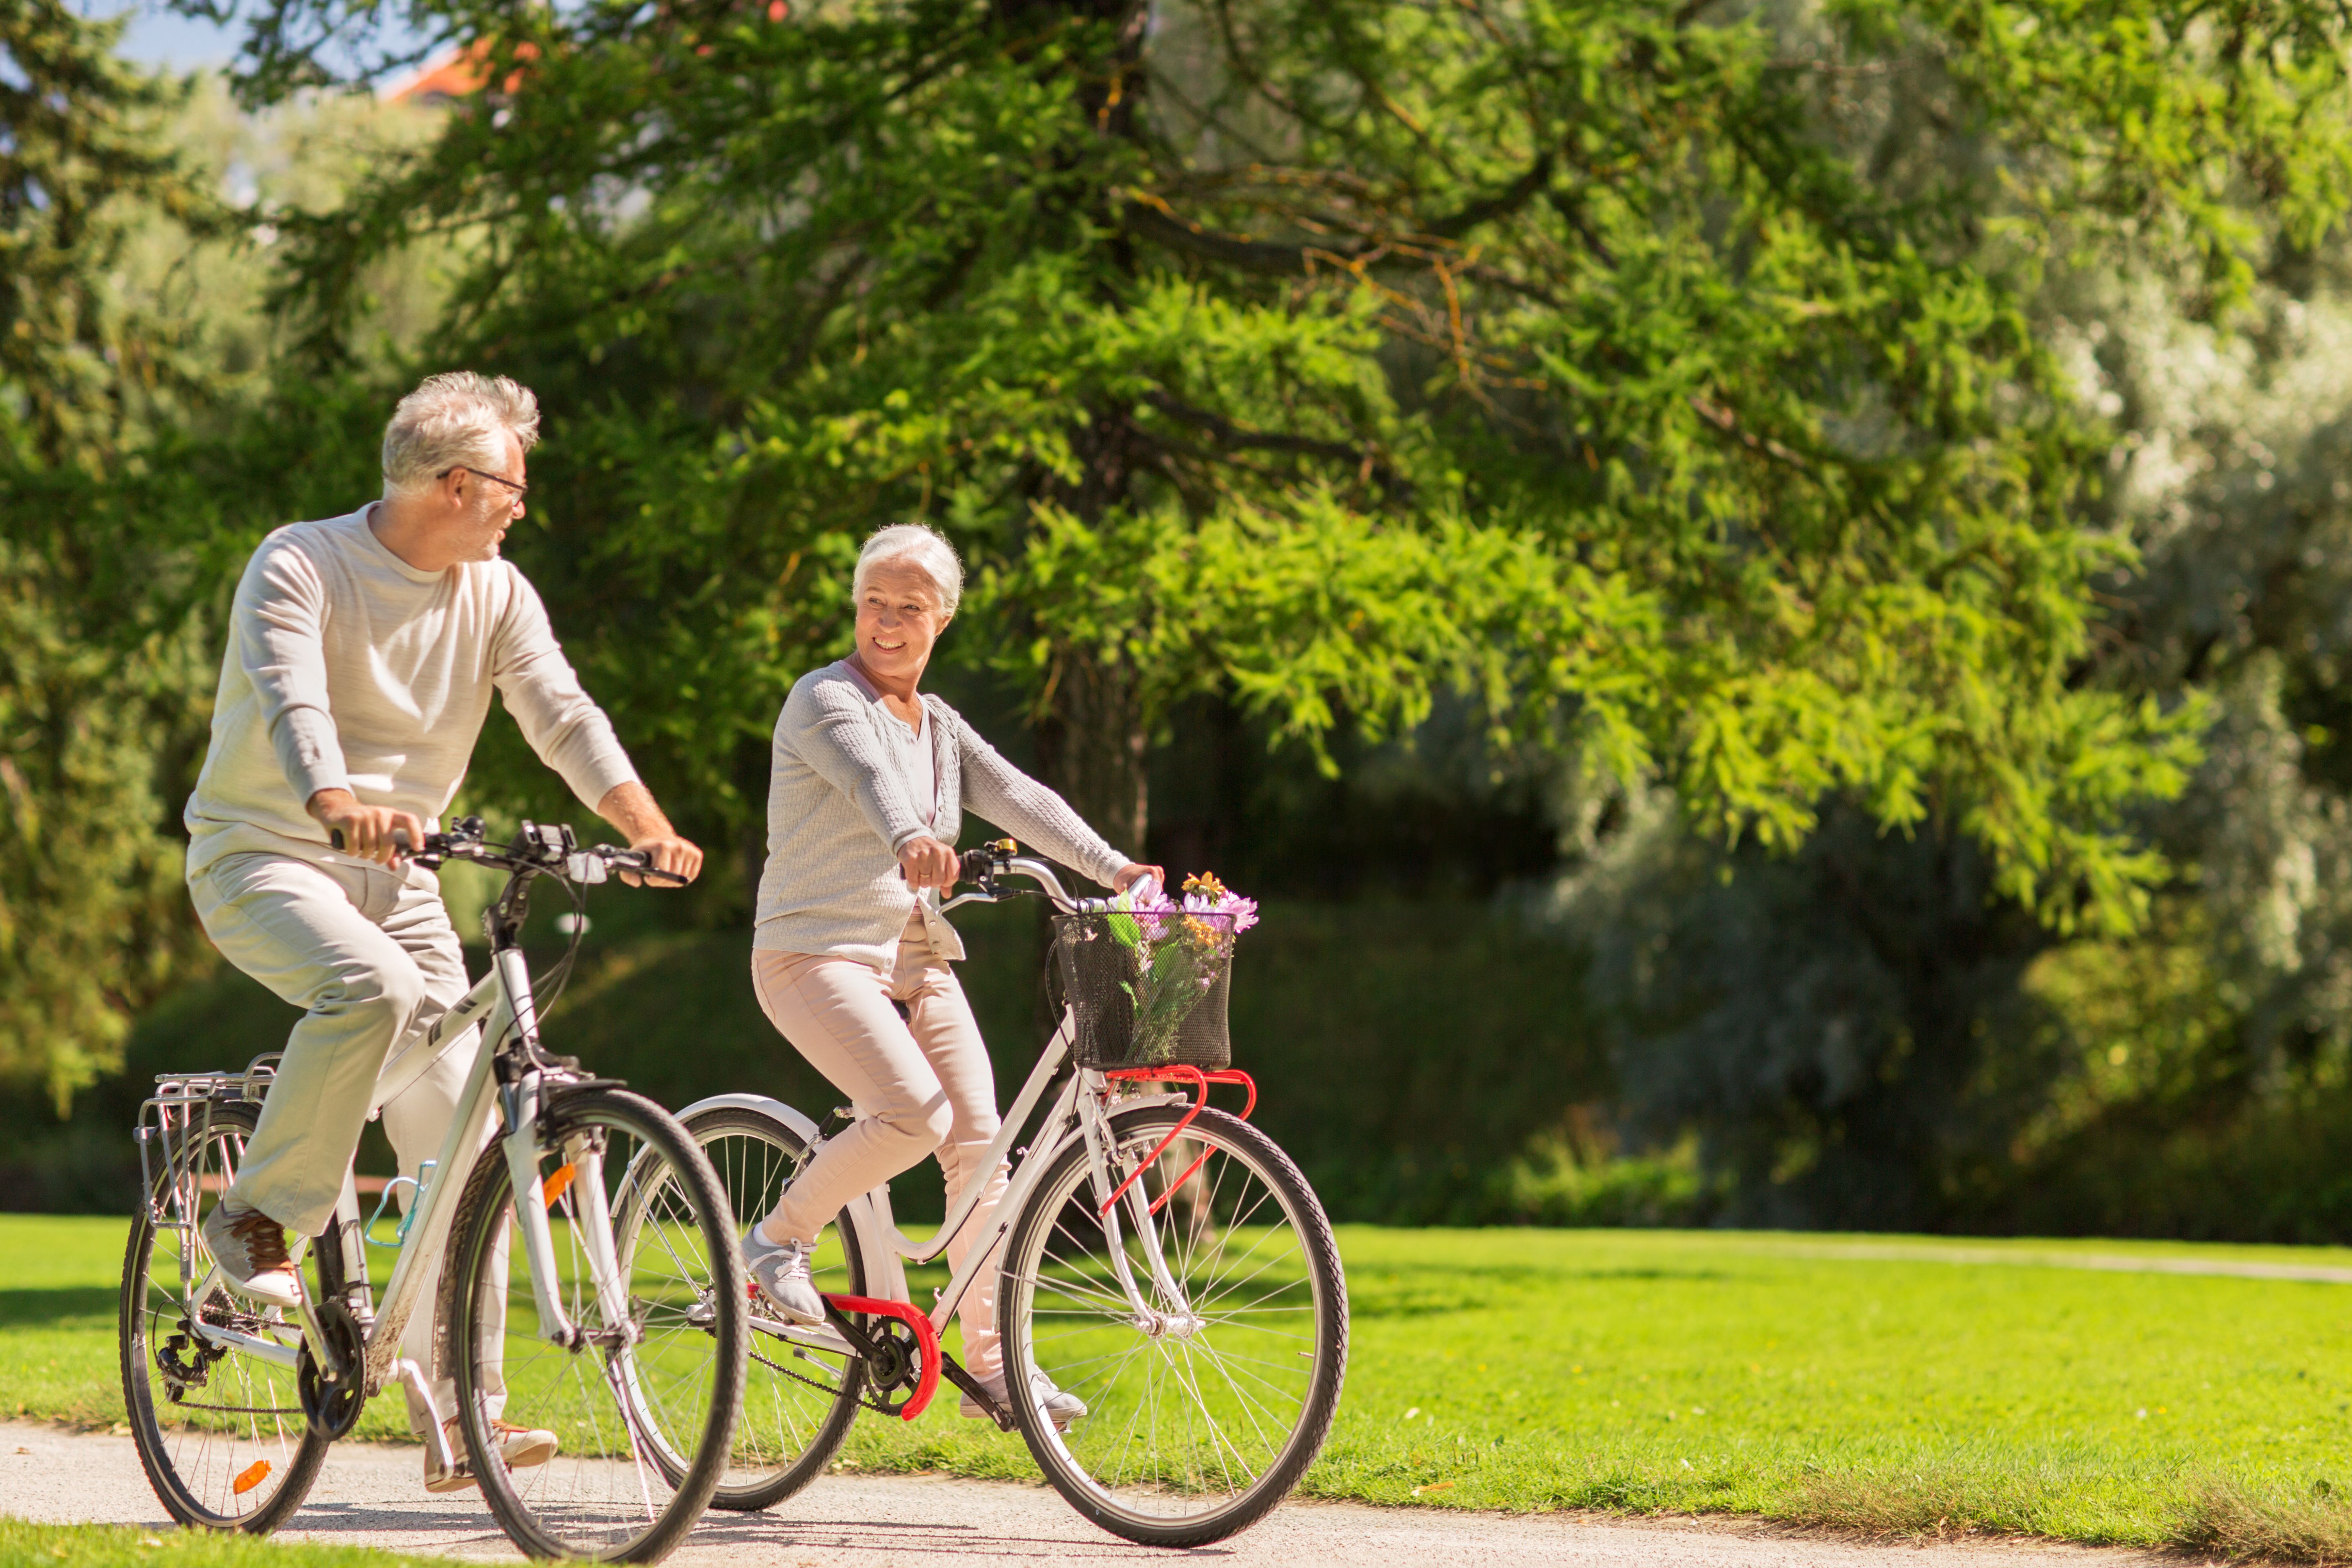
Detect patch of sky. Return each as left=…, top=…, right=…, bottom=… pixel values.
left=73, top=0, right=433, bottom=83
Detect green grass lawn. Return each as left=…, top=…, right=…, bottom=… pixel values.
left=19, top=1214, right=2352, bottom=1555
left=0, top=1520, right=441, bottom=1567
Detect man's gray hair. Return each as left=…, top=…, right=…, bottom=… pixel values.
left=853, top=523, right=963, bottom=619
left=381, top=372, right=541, bottom=500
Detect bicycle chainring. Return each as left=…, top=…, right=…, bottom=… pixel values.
left=856, top=1318, right=923, bottom=1416
left=297, top=1297, right=368, bottom=1439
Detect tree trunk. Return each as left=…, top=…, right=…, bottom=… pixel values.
left=1002, top=0, right=1156, bottom=859
left=1034, top=646, right=1150, bottom=856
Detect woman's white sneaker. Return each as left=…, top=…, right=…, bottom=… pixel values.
left=961, top=1370, right=1088, bottom=1430
left=741, top=1223, right=825, bottom=1325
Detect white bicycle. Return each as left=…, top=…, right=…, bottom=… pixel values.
left=677, top=842, right=1347, bottom=1547
left=119, top=818, right=748, bottom=1562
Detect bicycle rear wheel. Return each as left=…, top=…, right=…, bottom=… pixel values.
left=1000, top=1102, right=1347, bottom=1547
left=440, top=1088, right=746, bottom=1562
left=670, top=1104, right=866, bottom=1511
left=119, top=1100, right=328, bottom=1532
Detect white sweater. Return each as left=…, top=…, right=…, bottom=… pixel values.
left=755, top=661, right=1130, bottom=970
left=184, top=506, right=639, bottom=878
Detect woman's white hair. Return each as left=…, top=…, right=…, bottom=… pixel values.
left=381, top=372, right=541, bottom=501
left=853, top=523, right=964, bottom=619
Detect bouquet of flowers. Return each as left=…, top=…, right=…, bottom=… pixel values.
left=1101, top=873, right=1259, bottom=1064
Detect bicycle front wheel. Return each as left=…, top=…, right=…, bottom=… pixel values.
left=672, top=1103, right=867, bottom=1511
left=1000, top=1102, right=1347, bottom=1547
left=119, top=1099, right=328, bottom=1533
left=441, top=1087, right=747, bottom=1562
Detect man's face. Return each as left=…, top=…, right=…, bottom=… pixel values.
left=446, top=430, right=528, bottom=563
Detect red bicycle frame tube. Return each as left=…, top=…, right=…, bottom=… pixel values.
left=1096, top=1067, right=1258, bottom=1218
left=822, top=1294, right=941, bottom=1421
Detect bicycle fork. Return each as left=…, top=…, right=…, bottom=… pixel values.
left=1078, top=1093, right=1200, bottom=1336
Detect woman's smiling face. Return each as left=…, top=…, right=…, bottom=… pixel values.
left=853, top=558, right=948, bottom=686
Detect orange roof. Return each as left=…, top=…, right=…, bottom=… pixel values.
left=383, top=39, right=536, bottom=104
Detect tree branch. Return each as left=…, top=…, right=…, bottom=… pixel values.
left=1117, top=152, right=1558, bottom=273
left=1140, top=390, right=1410, bottom=499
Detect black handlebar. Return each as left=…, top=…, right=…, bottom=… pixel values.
left=329, top=816, right=685, bottom=885
left=328, top=827, right=415, bottom=854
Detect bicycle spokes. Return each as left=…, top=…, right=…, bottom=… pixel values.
left=1005, top=1108, right=1341, bottom=1534
left=458, top=1100, right=741, bottom=1559
left=122, top=1103, right=328, bottom=1531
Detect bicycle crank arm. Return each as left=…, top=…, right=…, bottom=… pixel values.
left=185, top=1320, right=302, bottom=1371
left=934, top=1351, right=1012, bottom=1432
left=390, top=1358, right=460, bottom=1475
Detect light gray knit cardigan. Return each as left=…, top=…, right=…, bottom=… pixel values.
left=753, top=660, right=1131, bottom=970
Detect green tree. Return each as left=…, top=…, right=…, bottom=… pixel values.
left=191, top=0, right=2352, bottom=924
left=0, top=0, right=230, bottom=1110
left=0, top=1, right=470, bottom=1108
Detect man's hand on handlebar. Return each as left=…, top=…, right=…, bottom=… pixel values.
left=898, top=834, right=959, bottom=892
left=309, top=788, right=426, bottom=868
left=622, top=832, right=703, bottom=889
left=593, top=780, right=703, bottom=889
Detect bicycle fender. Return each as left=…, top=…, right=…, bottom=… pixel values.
left=675, top=1093, right=824, bottom=1147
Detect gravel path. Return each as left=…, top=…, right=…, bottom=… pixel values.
left=4, top=1421, right=2169, bottom=1567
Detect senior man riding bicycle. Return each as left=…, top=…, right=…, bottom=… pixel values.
left=181, top=371, right=703, bottom=1493
left=742, top=522, right=1160, bottom=1428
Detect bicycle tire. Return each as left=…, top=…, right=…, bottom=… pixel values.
left=999, top=1102, right=1347, bottom=1547
left=669, top=1104, right=867, bottom=1511
left=440, top=1087, right=746, bottom=1563
left=119, top=1100, right=330, bottom=1533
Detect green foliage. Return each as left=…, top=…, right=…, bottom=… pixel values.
left=1565, top=788, right=2065, bottom=1224
left=168, top=0, right=2321, bottom=926
left=0, top=3, right=228, bottom=1110
left=0, top=25, right=456, bottom=1110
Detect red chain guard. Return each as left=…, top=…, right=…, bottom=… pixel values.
left=1097, top=1066, right=1258, bottom=1217
left=822, top=1294, right=940, bottom=1421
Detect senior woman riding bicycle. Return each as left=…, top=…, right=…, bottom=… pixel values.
left=742, top=522, right=1160, bottom=1427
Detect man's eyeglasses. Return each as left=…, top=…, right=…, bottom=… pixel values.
left=439, top=465, right=528, bottom=498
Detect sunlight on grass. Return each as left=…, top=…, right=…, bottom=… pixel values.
left=0, top=1518, right=442, bottom=1567
left=21, top=1213, right=2352, bottom=1550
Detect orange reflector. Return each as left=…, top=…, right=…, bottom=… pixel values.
left=541, top=1163, right=576, bottom=1208
left=232, top=1460, right=270, bottom=1495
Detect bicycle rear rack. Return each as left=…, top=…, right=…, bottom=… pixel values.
left=134, top=1054, right=282, bottom=1233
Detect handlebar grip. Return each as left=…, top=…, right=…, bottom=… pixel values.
left=327, top=828, right=411, bottom=854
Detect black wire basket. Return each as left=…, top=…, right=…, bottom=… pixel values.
left=1051, top=909, right=1237, bottom=1070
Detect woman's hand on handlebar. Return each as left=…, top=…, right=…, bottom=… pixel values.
left=898, top=835, right=960, bottom=891
left=1112, top=862, right=1164, bottom=899
left=308, top=788, right=425, bottom=868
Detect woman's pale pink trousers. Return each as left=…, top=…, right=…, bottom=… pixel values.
left=750, top=922, right=1012, bottom=1382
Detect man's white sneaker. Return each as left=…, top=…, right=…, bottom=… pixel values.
left=424, top=1418, right=558, bottom=1493
left=742, top=1224, right=825, bottom=1325
left=961, top=1369, right=1088, bottom=1431
left=199, top=1201, right=302, bottom=1311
